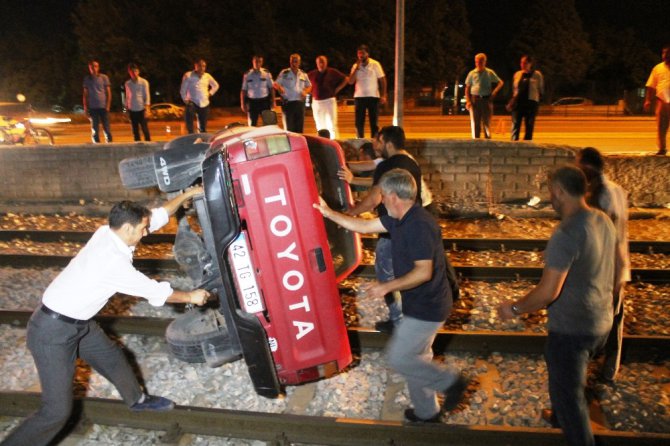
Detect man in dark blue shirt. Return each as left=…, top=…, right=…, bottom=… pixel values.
left=314, top=168, right=466, bottom=423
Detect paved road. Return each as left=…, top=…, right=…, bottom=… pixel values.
left=45, top=109, right=659, bottom=156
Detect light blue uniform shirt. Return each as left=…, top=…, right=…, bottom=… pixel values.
left=276, top=68, right=311, bottom=102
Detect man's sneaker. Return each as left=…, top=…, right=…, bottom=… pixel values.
left=403, top=408, right=441, bottom=423
left=442, top=374, right=468, bottom=411
left=374, top=319, right=396, bottom=334
left=130, top=394, right=175, bottom=412
left=656, top=149, right=667, bottom=156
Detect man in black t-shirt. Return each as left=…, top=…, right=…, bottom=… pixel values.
left=314, top=169, right=466, bottom=423
left=341, top=126, right=422, bottom=333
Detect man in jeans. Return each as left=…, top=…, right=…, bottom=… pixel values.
left=499, top=165, right=616, bottom=446
left=83, top=60, right=112, bottom=143
left=124, top=63, right=151, bottom=142
left=342, top=126, right=422, bottom=334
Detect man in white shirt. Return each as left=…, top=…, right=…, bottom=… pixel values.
left=348, top=45, right=387, bottom=138
left=180, top=59, right=219, bottom=133
left=644, top=44, right=670, bottom=156
left=124, top=63, right=151, bottom=142
left=2, top=188, right=209, bottom=446
left=465, top=53, right=504, bottom=139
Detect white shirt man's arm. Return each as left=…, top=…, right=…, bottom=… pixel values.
left=208, top=75, right=219, bottom=97
left=180, top=73, right=190, bottom=102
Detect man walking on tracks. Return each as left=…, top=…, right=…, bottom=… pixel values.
left=577, top=147, right=630, bottom=382
left=498, top=165, right=616, bottom=446
left=3, top=188, right=209, bottom=446
left=315, top=168, right=466, bottom=423
left=341, top=126, right=423, bottom=334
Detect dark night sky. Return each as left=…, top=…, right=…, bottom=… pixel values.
left=0, top=0, right=667, bottom=106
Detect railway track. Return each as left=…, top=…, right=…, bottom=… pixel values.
left=2, top=229, right=670, bottom=253
left=3, top=391, right=668, bottom=446
left=0, top=253, right=667, bottom=283
left=1, top=310, right=668, bottom=354
left=0, top=230, right=668, bottom=444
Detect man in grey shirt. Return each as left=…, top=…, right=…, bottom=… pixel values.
left=83, top=60, right=112, bottom=143
left=498, top=165, right=616, bottom=446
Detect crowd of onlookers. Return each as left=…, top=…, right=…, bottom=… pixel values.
left=82, top=42, right=669, bottom=157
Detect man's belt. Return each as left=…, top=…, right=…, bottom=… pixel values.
left=472, top=95, right=491, bottom=99
left=41, top=305, right=89, bottom=325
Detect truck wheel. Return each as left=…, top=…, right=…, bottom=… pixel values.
left=164, top=133, right=212, bottom=150
left=166, top=308, right=240, bottom=367
left=118, top=153, right=158, bottom=189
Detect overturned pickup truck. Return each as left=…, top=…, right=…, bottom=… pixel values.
left=119, top=124, right=361, bottom=398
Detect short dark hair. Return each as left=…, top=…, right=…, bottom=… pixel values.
left=578, top=147, right=605, bottom=172
left=317, top=129, right=331, bottom=138
left=360, top=142, right=375, bottom=160
left=379, top=168, right=417, bottom=201
left=549, top=165, right=587, bottom=197
left=357, top=44, right=369, bottom=53
left=379, top=126, right=405, bottom=150
left=521, top=55, right=534, bottom=64
left=109, top=201, right=151, bottom=229
left=127, top=63, right=139, bottom=71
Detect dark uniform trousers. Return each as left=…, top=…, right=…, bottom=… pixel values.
left=247, top=97, right=272, bottom=126
left=282, top=100, right=306, bottom=133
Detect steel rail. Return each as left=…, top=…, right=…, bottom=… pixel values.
left=1, top=311, right=667, bottom=355
left=0, top=391, right=668, bottom=446
left=0, top=254, right=666, bottom=283
left=2, top=229, right=669, bottom=253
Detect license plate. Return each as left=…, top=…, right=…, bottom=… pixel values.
left=229, top=233, right=265, bottom=313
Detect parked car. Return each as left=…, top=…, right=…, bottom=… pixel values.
left=119, top=125, right=361, bottom=398
left=150, top=102, right=185, bottom=119
left=540, top=97, right=595, bottom=116
left=551, top=97, right=593, bottom=107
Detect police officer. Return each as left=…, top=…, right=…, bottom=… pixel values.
left=240, top=55, right=275, bottom=126
left=274, top=54, right=312, bottom=133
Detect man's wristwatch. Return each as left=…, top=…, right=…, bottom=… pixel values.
left=511, top=303, right=522, bottom=315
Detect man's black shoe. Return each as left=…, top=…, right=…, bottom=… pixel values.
left=442, top=374, right=468, bottom=411
left=374, top=319, right=395, bottom=334
left=656, top=149, right=667, bottom=156
left=130, top=394, right=174, bottom=412
left=404, top=408, right=441, bottom=423
left=541, top=408, right=560, bottom=428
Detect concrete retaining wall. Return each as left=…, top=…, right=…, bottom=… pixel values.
left=1, top=140, right=668, bottom=211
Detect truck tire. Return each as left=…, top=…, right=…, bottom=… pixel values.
left=118, top=153, right=158, bottom=189
left=164, top=133, right=212, bottom=150
left=166, top=308, right=240, bottom=367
